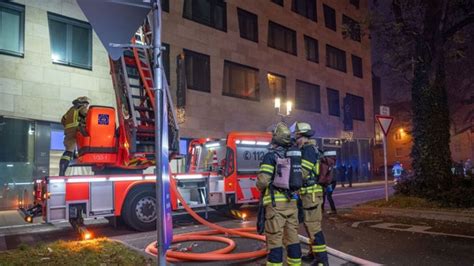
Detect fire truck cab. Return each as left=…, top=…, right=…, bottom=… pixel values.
left=173, top=132, right=272, bottom=210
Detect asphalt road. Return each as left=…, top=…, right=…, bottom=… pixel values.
left=2, top=183, right=472, bottom=265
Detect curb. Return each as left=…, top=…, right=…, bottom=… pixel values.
left=353, top=206, right=474, bottom=224
left=298, top=235, right=382, bottom=266
left=110, top=238, right=157, bottom=261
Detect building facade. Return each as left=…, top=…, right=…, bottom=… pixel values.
left=0, top=0, right=373, bottom=210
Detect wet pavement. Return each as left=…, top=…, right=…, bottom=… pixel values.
left=8, top=182, right=464, bottom=265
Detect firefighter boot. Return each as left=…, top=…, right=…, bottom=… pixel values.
left=59, top=151, right=73, bottom=176
left=302, top=251, right=315, bottom=262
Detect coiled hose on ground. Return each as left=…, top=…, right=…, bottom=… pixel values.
left=145, top=177, right=267, bottom=262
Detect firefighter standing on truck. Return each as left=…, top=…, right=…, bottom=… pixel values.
left=257, top=122, right=302, bottom=266
left=59, top=96, right=90, bottom=176
left=295, top=122, right=329, bottom=266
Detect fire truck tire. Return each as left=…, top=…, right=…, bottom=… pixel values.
left=122, top=187, right=156, bottom=231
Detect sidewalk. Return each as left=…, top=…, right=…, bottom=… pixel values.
left=353, top=206, right=474, bottom=224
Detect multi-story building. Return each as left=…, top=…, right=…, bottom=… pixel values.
left=0, top=0, right=373, bottom=210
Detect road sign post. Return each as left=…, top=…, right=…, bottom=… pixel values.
left=376, top=115, right=394, bottom=202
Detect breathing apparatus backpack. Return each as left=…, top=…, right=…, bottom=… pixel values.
left=272, top=146, right=303, bottom=192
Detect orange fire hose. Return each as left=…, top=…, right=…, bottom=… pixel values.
left=145, top=178, right=267, bottom=262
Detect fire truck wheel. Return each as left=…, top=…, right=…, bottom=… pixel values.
left=122, top=187, right=156, bottom=231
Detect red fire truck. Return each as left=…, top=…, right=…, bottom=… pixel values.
left=18, top=20, right=272, bottom=236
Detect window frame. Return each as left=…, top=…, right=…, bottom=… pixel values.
left=327, top=88, right=340, bottom=117
left=47, top=12, right=93, bottom=70
left=237, top=8, right=258, bottom=43
left=267, top=72, right=287, bottom=100
left=346, top=93, right=365, bottom=121
left=267, top=20, right=297, bottom=56
left=291, top=0, right=317, bottom=22
left=183, top=0, right=227, bottom=32
left=0, top=2, right=25, bottom=57
left=304, top=35, right=319, bottom=63
left=351, top=54, right=363, bottom=78
left=342, top=14, right=361, bottom=42
left=222, top=60, right=260, bottom=101
left=323, top=4, right=336, bottom=31
left=295, top=79, right=321, bottom=113
left=184, top=48, right=211, bottom=93
left=326, top=44, right=347, bottom=72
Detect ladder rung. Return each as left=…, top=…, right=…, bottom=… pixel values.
left=136, top=117, right=154, bottom=123
left=131, top=95, right=147, bottom=100
left=136, top=141, right=155, bottom=145
left=134, top=106, right=153, bottom=112
left=129, top=84, right=142, bottom=89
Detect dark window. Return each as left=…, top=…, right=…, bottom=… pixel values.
left=295, top=80, right=320, bottom=113
left=271, top=0, right=284, bottom=6
left=268, top=21, right=297, bottom=55
left=237, top=8, right=258, bottom=42
left=267, top=73, right=286, bottom=99
left=351, top=54, right=363, bottom=78
left=326, top=44, right=346, bottom=72
left=291, top=0, right=317, bottom=21
left=342, top=15, right=361, bottom=42
left=350, top=0, right=360, bottom=9
left=47, top=13, right=92, bottom=70
left=162, top=43, right=170, bottom=84
left=223, top=60, right=259, bottom=101
left=346, top=93, right=365, bottom=121
left=304, top=35, right=318, bottom=63
left=184, top=49, right=211, bottom=92
left=183, top=0, right=227, bottom=32
left=323, top=4, right=336, bottom=31
left=162, top=0, right=169, bottom=12
left=327, top=88, right=340, bottom=116
left=0, top=2, right=24, bottom=57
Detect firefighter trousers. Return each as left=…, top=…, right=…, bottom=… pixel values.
left=265, top=200, right=301, bottom=265
left=300, top=192, right=328, bottom=263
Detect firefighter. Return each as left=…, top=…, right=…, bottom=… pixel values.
left=257, top=122, right=301, bottom=266
left=294, top=122, right=328, bottom=266
left=59, top=96, right=90, bottom=176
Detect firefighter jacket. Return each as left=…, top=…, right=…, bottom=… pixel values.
left=257, top=146, right=296, bottom=206
left=61, top=105, right=88, bottom=135
left=300, top=139, right=323, bottom=195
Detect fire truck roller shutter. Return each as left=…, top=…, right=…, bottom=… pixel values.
left=121, top=183, right=157, bottom=231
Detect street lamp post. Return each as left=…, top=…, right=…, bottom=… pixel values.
left=274, top=97, right=292, bottom=122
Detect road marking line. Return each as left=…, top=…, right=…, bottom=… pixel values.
left=370, top=222, right=474, bottom=239
left=333, top=188, right=386, bottom=197
left=351, top=220, right=383, bottom=228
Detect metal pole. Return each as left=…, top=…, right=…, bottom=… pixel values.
left=383, top=134, right=388, bottom=202
left=153, top=0, right=165, bottom=265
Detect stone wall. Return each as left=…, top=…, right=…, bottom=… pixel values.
left=0, top=0, right=115, bottom=122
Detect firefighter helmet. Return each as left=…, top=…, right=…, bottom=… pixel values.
left=72, top=96, right=90, bottom=106
left=295, top=122, right=314, bottom=137
left=272, top=122, right=291, bottom=147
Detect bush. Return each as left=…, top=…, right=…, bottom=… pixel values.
left=395, top=173, right=474, bottom=208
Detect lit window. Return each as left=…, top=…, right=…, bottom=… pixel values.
left=267, top=73, right=286, bottom=100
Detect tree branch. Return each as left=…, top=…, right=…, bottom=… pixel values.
left=443, top=13, right=474, bottom=40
